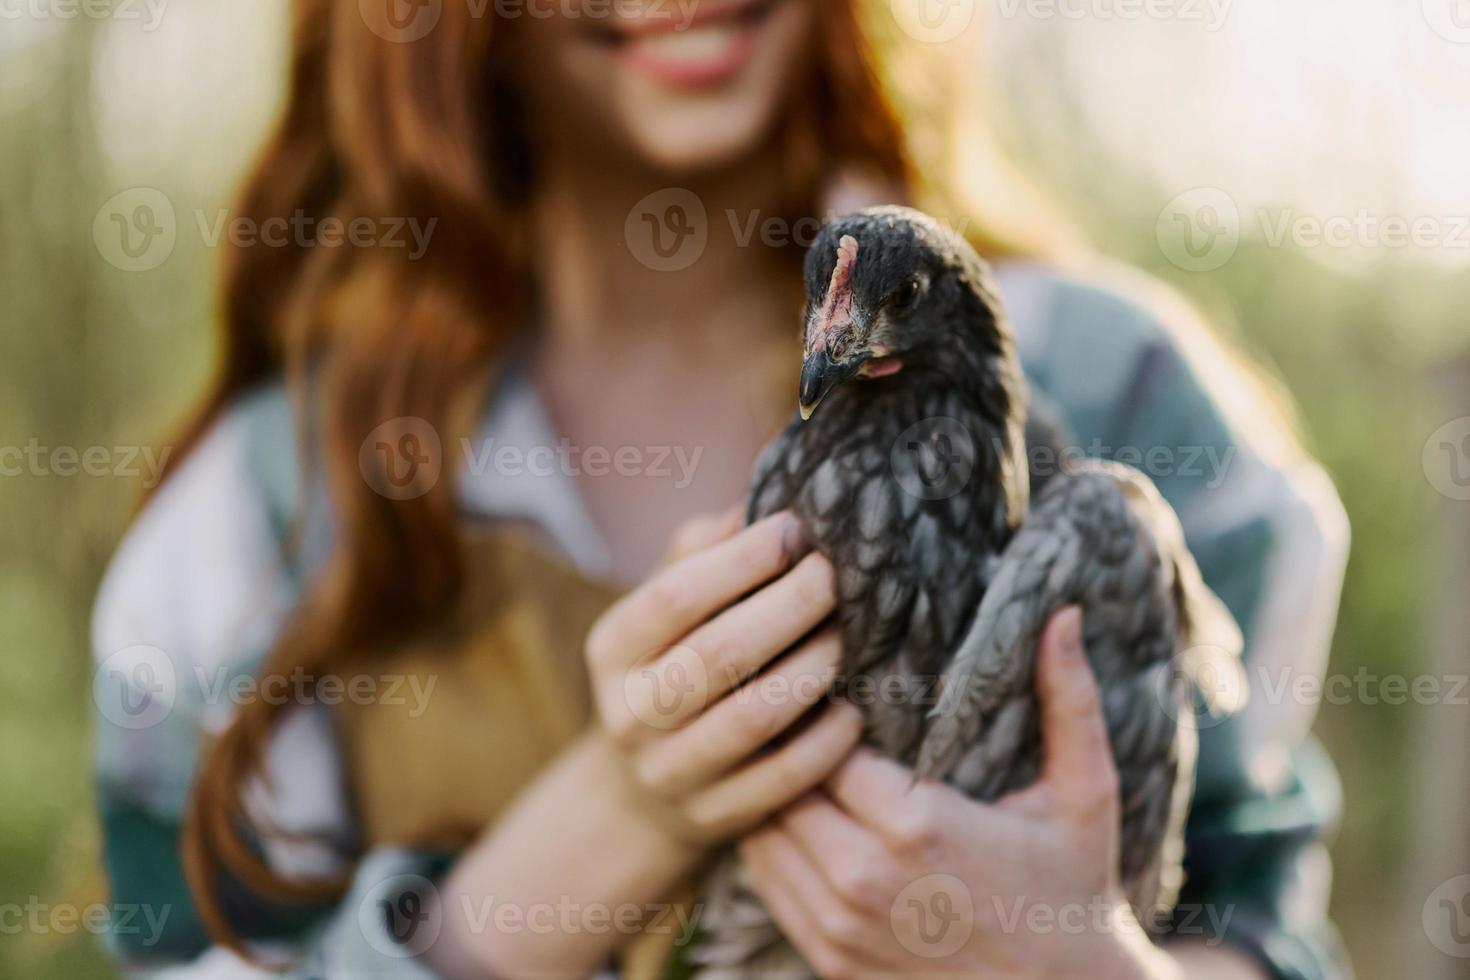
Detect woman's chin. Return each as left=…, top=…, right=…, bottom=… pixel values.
left=618, top=104, right=775, bottom=176
left=591, top=0, right=814, bottom=177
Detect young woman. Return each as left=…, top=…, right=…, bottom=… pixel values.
left=92, top=1, right=1350, bottom=977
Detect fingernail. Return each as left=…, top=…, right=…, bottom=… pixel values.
left=834, top=703, right=864, bottom=731
left=780, top=512, right=811, bottom=560
left=1058, top=607, right=1084, bottom=657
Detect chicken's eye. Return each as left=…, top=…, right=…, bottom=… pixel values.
left=889, top=279, right=922, bottom=311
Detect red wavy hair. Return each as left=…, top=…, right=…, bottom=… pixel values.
left=176, top=0, right=915, bottom=955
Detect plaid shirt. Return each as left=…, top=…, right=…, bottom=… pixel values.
left=91, top=261, right=1351, bottom=979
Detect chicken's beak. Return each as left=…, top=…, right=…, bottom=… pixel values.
left=799, top=350, right=863, bottom=420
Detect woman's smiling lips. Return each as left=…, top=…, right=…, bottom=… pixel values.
left=587, top=0, right=779, bottom=89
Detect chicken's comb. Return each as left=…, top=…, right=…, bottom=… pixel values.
left=816, top=234, right=860, bottom=326
left=828, top=234, right=859, bottom=299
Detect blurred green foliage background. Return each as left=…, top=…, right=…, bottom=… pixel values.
left=2, top=2, right=1466, bottom=977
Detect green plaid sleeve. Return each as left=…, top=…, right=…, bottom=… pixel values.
left=1014, top=267, right=1352, bottom=979
left=91, top=386, right=459, bottom=977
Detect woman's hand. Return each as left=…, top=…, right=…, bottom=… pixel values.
left=737, top=608, right=1205, bottom=980
left=586, top=509, right=864, bottom=845
left=433, top=511, right=857, bottom=979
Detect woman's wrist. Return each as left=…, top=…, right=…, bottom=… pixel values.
left=590, top=724, right=708, bottom=863
left=428, top=728, right=707, bottom=978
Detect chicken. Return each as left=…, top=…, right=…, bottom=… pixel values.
left=683, top=207, right=1244, bottom=977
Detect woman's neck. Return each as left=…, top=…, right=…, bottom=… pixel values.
left=519, top=149, right=804, bottom=579
left=527, top=150, right=797, bottom=359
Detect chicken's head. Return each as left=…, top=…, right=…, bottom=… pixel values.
left=797, top=206, right=1003, bottom=420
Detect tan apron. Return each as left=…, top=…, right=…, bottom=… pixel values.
left=332, top=526, right=684, bottom=977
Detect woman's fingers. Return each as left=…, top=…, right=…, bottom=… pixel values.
left=632, top=629, right=842, bottom=797
left=738, top=829, right=850, bottom=977
left=825, top=748, right=940, bottom=847
left=778, top=794, right=905, bottom=916
left=662, top=505, right=745, bottom=565
left=826, top=747, right=913, bottom=807
left=590, top=511, right=820, bottom=744
left=999, top=606, right=1119, bottom=823
left=588, top=510, right=806, bottom=675
left=608, top=551, right=836, bottom=736
left=1034, top=607, right=1118, bottom=815
left=828, top=749, right=1015, bottom=853
left=673, top=551, right=836, bottom=699
left=741, top=822, right=898, bottom=965
left=680, top=703, right=862, bottom=838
